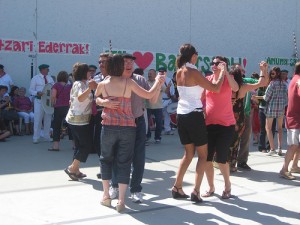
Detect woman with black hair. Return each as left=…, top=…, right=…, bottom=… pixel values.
left=228, top=63, right=268, bottom=172
left=171, top=44, right=224, bottom=203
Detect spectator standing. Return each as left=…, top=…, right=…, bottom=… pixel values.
left=48, top=71, right=72, bottom=151
left=29, top=64, right=54, bottom=143
left=146, top=69, right=163, bottom=143
left=264, top=67, right=288, bottom=156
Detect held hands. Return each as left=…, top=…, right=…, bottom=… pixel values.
left=156, top=72, right=166, bottom=85
left=88, top=79, right=98, bottom=90
left=259, top=61, right=268, bottom=71
left=217, top=61, right=227, bottom=72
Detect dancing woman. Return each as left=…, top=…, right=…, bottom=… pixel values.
left=172, top=44, right=224, bottom=203
left=95, top=54, right=164, bottom=212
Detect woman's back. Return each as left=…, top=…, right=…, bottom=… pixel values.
left=101, top=77, right=135, bottom=127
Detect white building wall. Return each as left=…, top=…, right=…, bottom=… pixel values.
left=0, top=0, right=299, bottom=89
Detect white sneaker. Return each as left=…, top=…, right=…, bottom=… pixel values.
left=109, top=187, right=119, bottom=199
left=131, top=192, right=143, bottom=203
left=268, top=150, right=277, bottom=156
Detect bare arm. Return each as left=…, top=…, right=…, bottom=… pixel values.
left=51, top=88, right=57, bottom=105
left=238, top=61, right=268, bottom=98
left=130, top=77, right=163, bottom=99
left=149, top=74, right=165, bottom=104
left=225, top=70, right=239, bottom=92
left=195, top=63, right=225, bottom=93
left=95, top=82, right=120, bottom=109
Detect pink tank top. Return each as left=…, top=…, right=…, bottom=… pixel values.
left=205, top=75, right=236, bottom=126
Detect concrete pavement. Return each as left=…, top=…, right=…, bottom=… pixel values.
left=0, top=131, right=300, bottom=225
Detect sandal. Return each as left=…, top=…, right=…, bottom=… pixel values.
left=64, top=168, right=78, bottom=181
left=171, top=186, right=189, bottom=199
left=201, top=190, right=215, bottom=198
left=76, top=172, right=87, bottom=179
left=278, top=148, right=283, bottom=156
left=191, top=189, right=202, bottom=203
left=221, top=189, right=232, bottom=199
left=101, top=197, right=112, bottom=207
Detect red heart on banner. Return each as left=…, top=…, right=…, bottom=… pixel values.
left=133, top=52, right=154, bottom=70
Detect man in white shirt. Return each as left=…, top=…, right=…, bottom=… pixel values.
left=0, top=64, right=14, bottom=94
left=29, top=64, right=54, bottom=143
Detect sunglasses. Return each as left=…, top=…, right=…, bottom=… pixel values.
left=271, top=72, right=276, bottom=75
left=210, top=61, right=221, bottom=66
left=98, top=60, right=107, bottom=64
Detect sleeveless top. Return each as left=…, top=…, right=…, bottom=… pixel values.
left=232, top=92, right=245, bottom=128
left=101, top=79, right=136, bottom=127
left=205, top=75, right=236, bottom=126
left=177, top=86, right=204, bottom=114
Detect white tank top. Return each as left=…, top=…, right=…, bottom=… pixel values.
left=177, top=86, right=204, bottom=114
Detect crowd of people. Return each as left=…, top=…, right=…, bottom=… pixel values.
left=0, top=43, right=299, bottom=213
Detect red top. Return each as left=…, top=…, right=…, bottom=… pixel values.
left=205, top=75, right=236, bottom=126
left=101, top=97, right=135, bottom=127
left=13, top=96, right=32, bottom=111
left=52, top=82, right=72, bottom=107
left=286, top=74, right=300, bottom=129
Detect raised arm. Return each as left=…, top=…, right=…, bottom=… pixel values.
left=130, top=75, right=164, bottom=99
left=239, top=61, right=268, bottom=96
left=195, top=63, right=225, bottom=93
left=225, top=69, right=239, bottom=92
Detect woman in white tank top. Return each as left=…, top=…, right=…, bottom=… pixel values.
left=171, top=43, right=225, bottom=203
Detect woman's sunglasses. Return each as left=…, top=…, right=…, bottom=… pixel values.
left=210, top=62, right=221, bottom=66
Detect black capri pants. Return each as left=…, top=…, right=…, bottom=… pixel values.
left=69, top=123, right=93, bottom=163
left=207, top=124, right=235, bottom=164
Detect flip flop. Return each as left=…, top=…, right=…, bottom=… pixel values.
left=48, top=148, right=59, bottom=151
left=64, top=168, right=78, bottom=181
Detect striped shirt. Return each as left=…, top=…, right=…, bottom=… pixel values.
left=264, top=80, right=288, bottom=118
left=101, top=97, right=135, bottom=127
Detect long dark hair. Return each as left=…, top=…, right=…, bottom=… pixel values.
left=229, top=67, right=243, bottom=88
left=176, top=43, right=197, bottom=68
left=269, top=66, right=281, bottom=81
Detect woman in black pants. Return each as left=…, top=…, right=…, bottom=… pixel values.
left=48, top=71, right=72, bottom=151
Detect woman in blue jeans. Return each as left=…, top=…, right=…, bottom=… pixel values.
left=95, top=54, right=164, bottom=212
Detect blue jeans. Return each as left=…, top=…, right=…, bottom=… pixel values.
left=100, top=125, right=136, bottom=184
left=147, top=108, right=163, bottom=140
left=258, top=108, right=276, bottom=151
left=112, top=116, right=146, bottom=193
